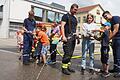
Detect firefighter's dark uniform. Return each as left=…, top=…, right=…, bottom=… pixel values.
left=61, top=13, right=77, bottom=75
left=23, top=18, right=36, bottom=64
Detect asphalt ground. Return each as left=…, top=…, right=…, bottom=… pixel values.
left=0, top=38, right=120, bottom=80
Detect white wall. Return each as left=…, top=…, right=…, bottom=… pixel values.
left=9, top=0, right=67, bottom=23
left=0, top=0, right=67, bottom=38
left=0, top=0, right=10, bottom=38
left=0, top=0, right=6, bottom=6
left=10, top=0, right=31, bottom=23
left=89, top=6, right=104, bottom=23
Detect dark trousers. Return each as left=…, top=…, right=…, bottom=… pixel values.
left=23, top=34, right=33, bottom=62
left=50, top=44, right=57, bottom=62
left=101, top=46, right=110, bottom=64
left=33, top=41, right=42, bottom=59
left=62, top=37, right=76, bottom=64
left=112, top=39, right=120, bottom=72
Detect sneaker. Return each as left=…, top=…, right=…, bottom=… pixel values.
left=19, top=56, right=22, bottom=60
left=36, top=59, right=41, bottom=65
left=17, top=50, right=20, bottom=53
left=81, top=67, right=85, bottom=75
left=29, top=58, right=35, bottom=63
left=46, top=60, right=56, bottom=65
left=23, top=61, right=30, bottom=65
left=68, top=67, right=75, bottom=73
left=62, top=68, right=71, bottom=75
left=98, top=69, right=104, bottom=73
left=102, top=72, right=111, bottom=78
left=109, top=69, right=117, bottom=73
left=89, top=69, right=94, bottom=75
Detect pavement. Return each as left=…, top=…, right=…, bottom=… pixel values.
left=0, top=38, right=120, bottom=80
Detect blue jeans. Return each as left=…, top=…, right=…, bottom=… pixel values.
left=81, top=38, right=95, bottom=69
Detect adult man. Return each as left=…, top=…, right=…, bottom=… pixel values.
left=102, top=11, right=120, bottom=78
left=22, top=11, right=36, bottom=65
left=61, top=4, right=79, bottom=75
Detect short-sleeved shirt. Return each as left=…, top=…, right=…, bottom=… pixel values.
left=101, top=22, right=111, bottom=46
left=101, top=30, right=109, bottom=46
left=61, top=13, right=77, bottom=37
left=52, top=26, right=60, bottom=34
left=110, top=16, right=120, bottom=39
left=38, top=31, right=50, bottom=45
left=104, top=22, right=111, bottom=27
left=23, top=18, right=36, bottom=31
left=51, top=26, right=61, bottom=44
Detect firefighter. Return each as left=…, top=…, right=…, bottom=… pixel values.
left=60, top=4, right=79, bottom=75
left=22, top=11, right=36, bottom=65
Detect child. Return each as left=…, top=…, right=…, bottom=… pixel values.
left=81, top=14, right=99, bottom=75
left=16, top=26, right=24, bottom=53
left=31, top=27, right=42, bottom=60
left=48, top=22, right=61, bottom=64
left=98, top=22, right=111, bottom=77
left=37, top=26, right=50, bottom=64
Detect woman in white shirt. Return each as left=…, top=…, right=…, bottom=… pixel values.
left=81, top=14, right=99, bottom=75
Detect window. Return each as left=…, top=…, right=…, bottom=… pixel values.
left=96, top=9, right=100, bottom=15
left=34, top=7, right=42, bottom=17
left=47, top=11, right=55, bottom=22
left=59, top=13, right=63, bottom=21
left=55, top=13, right=60, bottom=22
left=78, top=17, right=81, bottom=23
left=0, top=20, right=2, bottom=25
left=78, top=26, right=80, bottom=32
left=83, top=16, right=86, bottom=23
left=0, top=5, right=3, bottom=12
left=94, top=16, right=96, bottom=23
left=34, top=7, right=43, bottom=21
left=100, top=17, right=102, bottom=21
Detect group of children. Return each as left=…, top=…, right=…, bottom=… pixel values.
left=33, top=22, right=61, bottom=64
left=34, top=26, right=50, bottom=64
left=17, top=22, right=61, bottom=65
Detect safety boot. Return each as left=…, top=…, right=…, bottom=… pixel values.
left=23, top=55, right=30, bottom=65
left=23, top=61, right=30, bottom=65
left=89, top=69, right=94, bottom=75
left=62, top=68, right=71, bottom=75
left=67, top=62, right=75, bottom=73
left=68, top=67, right=75, bottom=73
